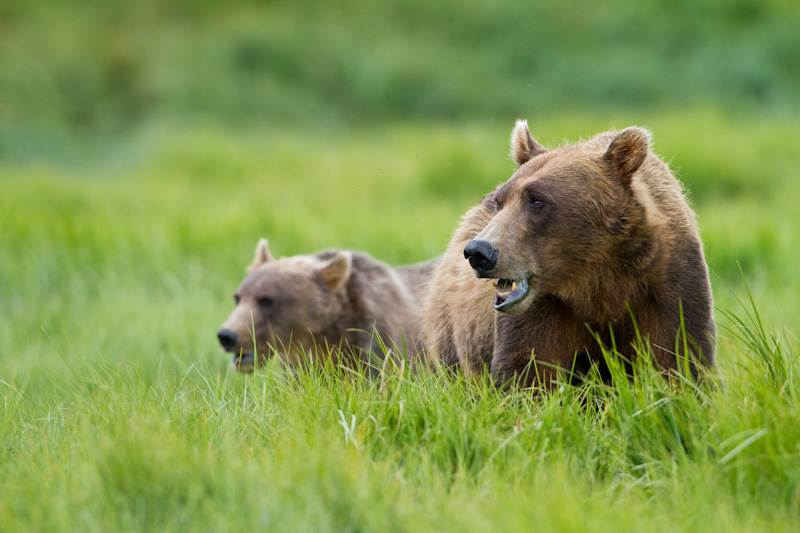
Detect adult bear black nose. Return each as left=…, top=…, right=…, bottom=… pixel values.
left=217, top=328, right=238, bottom=350
left=464, top=239, right=498, bottom=276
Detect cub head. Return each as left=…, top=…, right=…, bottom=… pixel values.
left=217, top=239, right=353, bottom=372
left=463, top=120, right=651, bottom=315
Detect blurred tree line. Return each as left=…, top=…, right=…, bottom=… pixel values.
left=1, top=0, right=798, bottom=143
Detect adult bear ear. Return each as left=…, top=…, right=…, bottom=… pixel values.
left=319, top=251, right=352, bottom=291
left=510, top=119, right=548, bottom=167
left=248, top=238, right=275, bottom=272
left=604, top=127, right=651, bottom=187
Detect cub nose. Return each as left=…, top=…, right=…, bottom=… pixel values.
left=217, top=328, right=238, bottom=351
left=463, top=239, right=498, bottom=276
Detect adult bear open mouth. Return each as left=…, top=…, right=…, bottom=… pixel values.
left=493, top=277, right=531, bottom=312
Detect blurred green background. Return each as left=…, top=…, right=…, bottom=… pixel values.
left=3, top=0, right=799, bottom=159
left=3, top=2, right=800, bottom=530
left=1, top=0, right=799, bottom=381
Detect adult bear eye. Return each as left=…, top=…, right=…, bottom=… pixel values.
left=529, top=197, right=544, bottom=209
left=257, top=296, right=274, bottom=307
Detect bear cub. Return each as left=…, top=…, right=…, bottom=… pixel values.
left=218, top=239, right=436, bottom=373
left=423, top=120, right=716, bottom=388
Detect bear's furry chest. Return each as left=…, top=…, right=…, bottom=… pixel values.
left=491, top=298, right=644, bottom=387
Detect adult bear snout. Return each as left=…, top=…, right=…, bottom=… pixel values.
left=464, top=240, right=498, bottom=277
left=217, top=328, right=239, bottom=351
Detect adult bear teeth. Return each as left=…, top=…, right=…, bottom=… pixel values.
left=493, top=277, right=531, bottom=312
left=494, top=279, right=513, bottom=293
left=494, top=279, right=515, bottom=302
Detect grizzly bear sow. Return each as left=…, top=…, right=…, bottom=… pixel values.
left=218, top=239, right=436, bottom=373
left=423, top=121, right=716, bottom=388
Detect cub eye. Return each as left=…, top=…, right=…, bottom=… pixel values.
left=529, top=197, right=544, bottom=209
left=233, top=294, right=241, bottom=305
left=257, top=296, right=274, bottom=307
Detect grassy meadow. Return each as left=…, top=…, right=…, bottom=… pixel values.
left=2, top=0, right=800, bottom=531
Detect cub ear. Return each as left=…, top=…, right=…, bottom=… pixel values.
left=604, top=127, right=651, bottom=187
left=510, top=119, right=548, bottom=167
left=319, top=251, right=352, bottom=291
left=248, top=238, right=275, bottom=272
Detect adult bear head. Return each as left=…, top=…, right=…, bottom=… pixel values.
left=463, top=120, right=654, bottom=319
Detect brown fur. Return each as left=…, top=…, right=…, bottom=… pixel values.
left=423, top=121, right=716, bottom=388
left=219, top=239, right=437, bottom=373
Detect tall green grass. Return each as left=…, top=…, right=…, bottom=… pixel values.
left=2, top=113, right=800, bottom=529
left=2, top=114, right=798, bottom=382
left=1, top=305, right=798, bottom=531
